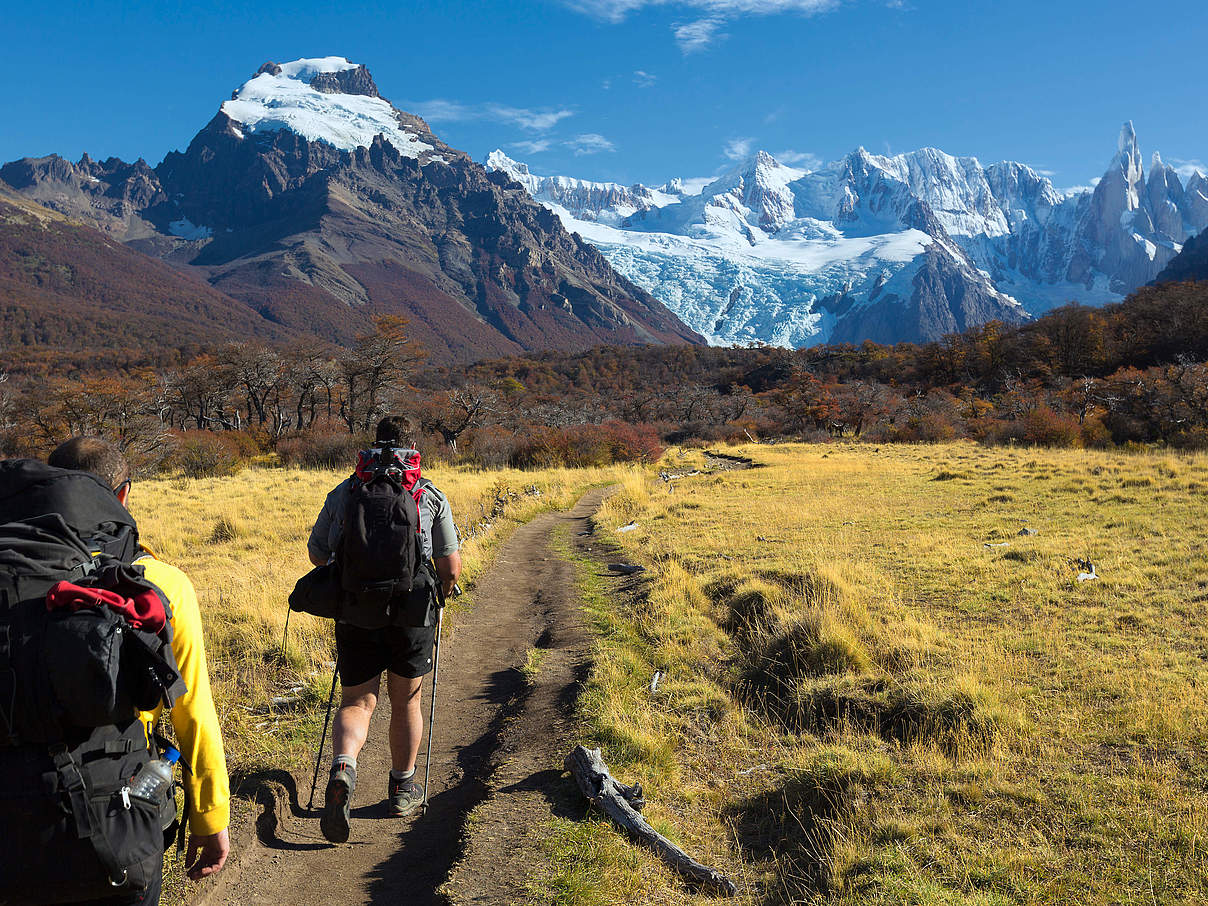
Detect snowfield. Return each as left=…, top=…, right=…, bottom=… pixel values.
left=221, top=57, right=433, bottom=158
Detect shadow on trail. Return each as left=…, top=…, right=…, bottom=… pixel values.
left=497, top=769, right=589, bottom=822
left=362, top=662, right=533, bottom=904
left=228, top=767, right=330, bottom=852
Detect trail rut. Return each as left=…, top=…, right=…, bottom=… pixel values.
left=195, top=487, right=610, bottom=906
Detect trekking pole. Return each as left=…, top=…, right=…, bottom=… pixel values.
left=421, top=569, right=452, bottom=814
left=280, top=607, right=291, bottom=661
left=421, top=605, right=443, bottom=814
left=307, top=659, right=339, bottom=812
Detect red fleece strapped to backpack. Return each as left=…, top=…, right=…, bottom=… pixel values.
left=47, top=580, right=168, bottom=634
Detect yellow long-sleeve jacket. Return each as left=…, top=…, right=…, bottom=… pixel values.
left=136, top=550, right=230, bottom=837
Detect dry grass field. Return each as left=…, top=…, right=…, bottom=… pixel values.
left=132, top=445, right=1207, bottom=905
left=550, top=442, right=1207, bottom=906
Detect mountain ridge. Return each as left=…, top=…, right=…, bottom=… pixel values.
left=486, top=123, right=1207, bottom=348
left=0, top=57, right=703, bottom=364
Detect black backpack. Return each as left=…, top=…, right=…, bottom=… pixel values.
left=335, top=448, right=426, bottom=630
left=0, top=460, right=187, bottom=904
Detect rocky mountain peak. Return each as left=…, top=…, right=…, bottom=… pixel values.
left=309, top=63, right=380, bottom=98
left=1118, top=120, right=1140, bottom=157
left=218, top=56, right=432, bottom=158
left=486, top=149, right=529, bottom=178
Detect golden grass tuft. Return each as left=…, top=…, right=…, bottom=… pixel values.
left=207, top=514, right=244, bottom=544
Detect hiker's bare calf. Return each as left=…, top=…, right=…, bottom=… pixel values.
left=333, top=671, right=425, bottom=772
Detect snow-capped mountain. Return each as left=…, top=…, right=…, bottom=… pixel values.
left=0, top=58, right=702, bottom=362
left=486, top=123, right=1207, bottom=348
left=488, top=147, right=1025, bottom=345
left=484, top=150, right=679, bottom=226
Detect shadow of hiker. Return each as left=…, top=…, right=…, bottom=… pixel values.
left=497, top=768, right=588, bottom=821
left=228, top=766, right=329, bottom=852
left=360, top=663, right=533, bottom=905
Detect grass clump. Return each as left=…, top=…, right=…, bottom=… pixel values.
left=784, top=675, right=1001, bottom=749
left=207, top=514, right=244, bottom=543
left=741, top=611, right=871, bottom=694
left=728, top=745, right=898, bottom=898
left=720, top=577, right=783, bottom=638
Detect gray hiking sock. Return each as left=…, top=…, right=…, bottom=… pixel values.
left=389, top=767, right=415, bottom=781
left=333, top=755, right=358, bottom=773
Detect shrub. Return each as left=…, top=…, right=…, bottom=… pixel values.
left=509, top=421, right=663, bottom=468
left=908, top=413, right=959, bottom=442
left=462, top=425, right=520, bottom=469
left=161, top=431, right=243, bottom=478
left=1170, top=425, right=1208, bottom=450
left=1020, top=406, right=1082, bottom=447
left=276, top=432, right=362, bottom=470
left=1079, top=416, right=1113, bottom=449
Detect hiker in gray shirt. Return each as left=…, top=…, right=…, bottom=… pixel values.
left=306, top=417, right=461, bottom=841
left=308, top=471, right=460, bottom=565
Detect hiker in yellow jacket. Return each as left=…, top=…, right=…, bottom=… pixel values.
left=49, top=437, right=230, bottom=903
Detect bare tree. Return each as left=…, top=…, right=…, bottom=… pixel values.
left=338, top=317, right=425, bottom=434
left=422, top=386, right=498, bottom=453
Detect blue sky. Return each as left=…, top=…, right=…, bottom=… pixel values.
left=4, top=0, right=1206, bottom=189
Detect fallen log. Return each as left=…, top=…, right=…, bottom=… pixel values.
left=564, top=745, right=738, bottom=896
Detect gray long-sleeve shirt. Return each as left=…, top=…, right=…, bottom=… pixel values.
left=307, top=476, right=460, bottom=565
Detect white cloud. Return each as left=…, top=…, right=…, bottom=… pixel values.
left=1037, top=168, right=1057, bottom=178
left=774, top=149, right=821, bottom=169
left=407, top=99, right=573, bottom=132
left=512, top=139, right=553, bottom=154
left=1169, top=157, right=1207, bottom=181
left=487, top=104, right=574, bottom=131
left=675, top=17, right=727, bottom=52
left=568, top=133, right=617, bottom=155
left=567, top=0, right=842, bottom=53
left=1061, top=176, right=1102, bottom=197
left=633, top=70, right=657, bottom=87
left=566, top=0, right=647, bottom=23
left=723, top=137, right=755, bottom=161
left=570, top=0, right=838, bottom=19
left=676, top=176, right=717, bottom=195
left=409, top=99, right=474, bottom=122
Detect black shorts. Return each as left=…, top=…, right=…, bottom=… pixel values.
left=335, top=622, right=437, bottom=686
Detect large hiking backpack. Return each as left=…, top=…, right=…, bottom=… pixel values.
left=0, top=460, right=187, bottom=904
left=335, top=447, right=433, bottom=630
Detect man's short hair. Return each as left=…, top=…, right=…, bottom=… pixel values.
left=48, top=436, right=130, bottom=490
left=374, top=416, right=405, bottom=446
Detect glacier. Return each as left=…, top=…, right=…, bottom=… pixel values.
left=487, top=123, right=1206, bottom=349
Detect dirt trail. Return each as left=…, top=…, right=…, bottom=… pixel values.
left=195, top=487, right=609, bottom=906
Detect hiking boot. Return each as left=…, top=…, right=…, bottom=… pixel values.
left=388, top=775, right=423, bottom=817
left=321, top=762, right=356, bottom=843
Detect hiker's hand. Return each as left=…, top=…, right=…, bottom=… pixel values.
left=186, top=828, right=230, bottom=880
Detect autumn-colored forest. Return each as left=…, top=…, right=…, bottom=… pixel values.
left=4, top=280, right=1208, bottom=474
